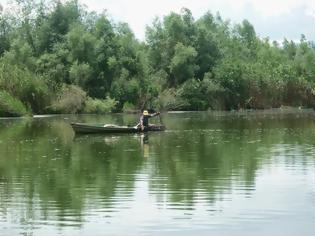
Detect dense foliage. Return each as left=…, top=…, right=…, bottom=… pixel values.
left=1, top=0, right=315, bottom=116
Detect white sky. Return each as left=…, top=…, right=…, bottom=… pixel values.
left=1, top=0, right=315, bottom=41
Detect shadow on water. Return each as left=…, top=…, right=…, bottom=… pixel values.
left=0, top=111, right=315, bottom=233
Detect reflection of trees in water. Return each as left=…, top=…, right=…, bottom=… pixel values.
left=0, top=119, right=145, bottom=225
left=147, top=131, right=261, bottom=207
left=0, top=113, right=315, bottom=225
left=71, top=135, right=144, bottom=202
left=147, top=113, right=315, bottom=208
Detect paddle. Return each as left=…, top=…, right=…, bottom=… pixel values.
left=148, top=108, right=163, bottom=126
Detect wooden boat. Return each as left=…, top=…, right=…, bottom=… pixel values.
left=70, top=123, right=166, bottom=134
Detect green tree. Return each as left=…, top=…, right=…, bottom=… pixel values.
left=170, top=43, right=198, bottom=85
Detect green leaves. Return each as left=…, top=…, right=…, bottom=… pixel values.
left=0, top=91, right=29, bottom=117
left=170, top=43, right=198, bottom=85
left=69, top=61, right=92, bottom=89
left=1, top=1, right=315, bottom=115
left=0, top=61, right=50, bottom=113
left=66, top=24, right=96, bottom=64
left=83, top=96, right=118, bottom=114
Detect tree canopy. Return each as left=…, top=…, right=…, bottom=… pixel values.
left=1, top=0, right=315, bottom=116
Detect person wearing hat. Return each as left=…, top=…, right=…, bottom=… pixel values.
left=139, top=110, right=160, bottom=131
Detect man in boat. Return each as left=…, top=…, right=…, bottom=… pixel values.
left=139, top=110, right=160, bottom=131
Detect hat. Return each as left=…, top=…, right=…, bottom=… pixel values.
left=143, top=110, right=149, bottom=115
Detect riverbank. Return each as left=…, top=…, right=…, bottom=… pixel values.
left=1, top=106, right=314, bottom=119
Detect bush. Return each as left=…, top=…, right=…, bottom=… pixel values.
left=50, top=85, right=87, bottom=114
left=201, top=75, right=226, bottom=110
left=122, top=101, right=136, bottom=113
left=110, top=78, right=141, bottom=108
left=0, top=61, right=51, bottom=114
left=69, top=61, right=92, bottom=88
left=177, top=79, right=207, bottom=110
left=152, top=89, right=188, bottom=111
left=83, top=96, right=118, bottom=114
left=0, top=91, right=28, bottom=117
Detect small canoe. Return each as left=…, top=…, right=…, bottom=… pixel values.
left=70, top=123, right=166, bottom=134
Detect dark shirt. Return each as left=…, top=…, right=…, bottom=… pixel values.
left=141, top=115, right=150, bottom=127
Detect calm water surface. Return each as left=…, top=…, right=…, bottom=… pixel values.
left=0, top=111, right=315, bottom=236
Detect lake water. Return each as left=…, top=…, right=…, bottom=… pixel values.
left=0, top=110, right=315, bottom=236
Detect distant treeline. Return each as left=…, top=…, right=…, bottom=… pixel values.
left=1, top=0, right=315, bottom=116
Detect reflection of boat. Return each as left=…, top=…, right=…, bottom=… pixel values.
left=70, top=123, right=166, bottom=134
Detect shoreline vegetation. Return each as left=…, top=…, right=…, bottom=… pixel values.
left=0, top=107, right=313, bottom=120
left=1, top=1, right=315, bottom=117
